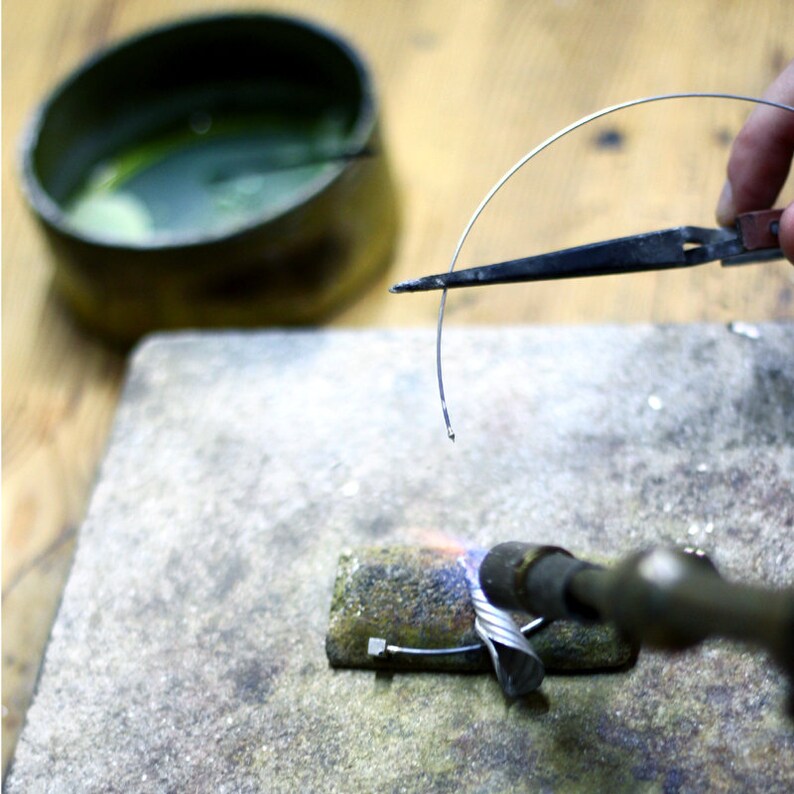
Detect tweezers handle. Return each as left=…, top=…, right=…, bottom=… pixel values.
left=737, top=208, right=784, bottom=251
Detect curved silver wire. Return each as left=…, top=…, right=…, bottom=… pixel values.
left=437, top=92, right=794, bottom=440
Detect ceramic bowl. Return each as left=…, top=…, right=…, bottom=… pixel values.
left=21, top=13, right=398, bottom=345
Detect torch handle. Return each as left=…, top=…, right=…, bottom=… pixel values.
left=480, top=543, right=794, bottom=676
left=570, top=549, right=793, bottom=663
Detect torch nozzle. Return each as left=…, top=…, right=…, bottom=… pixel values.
left=479, top=542, right=602, bottom=621
left=479, top=541, right=794, bottom=711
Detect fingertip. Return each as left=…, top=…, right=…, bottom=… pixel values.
left=716, top=180, right=736, bottom=227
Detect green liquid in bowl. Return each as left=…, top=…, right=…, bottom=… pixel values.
left=66, top=110, right=350, bottom=244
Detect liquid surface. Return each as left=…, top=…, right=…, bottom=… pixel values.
left=66, top=110, right=351, bottom=244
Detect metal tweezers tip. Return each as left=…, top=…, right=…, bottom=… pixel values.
left=390, top=275, right=446, bottom=293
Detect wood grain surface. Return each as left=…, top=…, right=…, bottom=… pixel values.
left=3, top=0, right=793, bottom=776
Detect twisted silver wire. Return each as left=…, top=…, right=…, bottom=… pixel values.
left=461, top=556, right=545, bottom=697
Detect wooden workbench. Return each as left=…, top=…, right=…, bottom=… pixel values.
left=3, top=0, right=793, bottom=775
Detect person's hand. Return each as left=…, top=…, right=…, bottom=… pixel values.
left=716, top=60, right=794, bottom=263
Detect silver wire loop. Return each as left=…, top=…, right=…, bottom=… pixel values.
left=367, top=616, right=547, bottom=659
left=368, top=552, right=548, bottom=697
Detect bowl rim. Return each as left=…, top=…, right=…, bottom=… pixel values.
left=19, top=11, right=380, bottom=252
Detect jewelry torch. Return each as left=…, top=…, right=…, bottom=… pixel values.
left=479, top=543, right=794, bottom=712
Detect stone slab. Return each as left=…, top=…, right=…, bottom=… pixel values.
left=7, top=323, right=794, bottom=793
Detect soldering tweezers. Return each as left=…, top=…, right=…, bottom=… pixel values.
left=390, top=208, right=785, bottom=293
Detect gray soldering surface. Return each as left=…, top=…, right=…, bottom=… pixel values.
left=7, top=324, right=793, bottom=793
